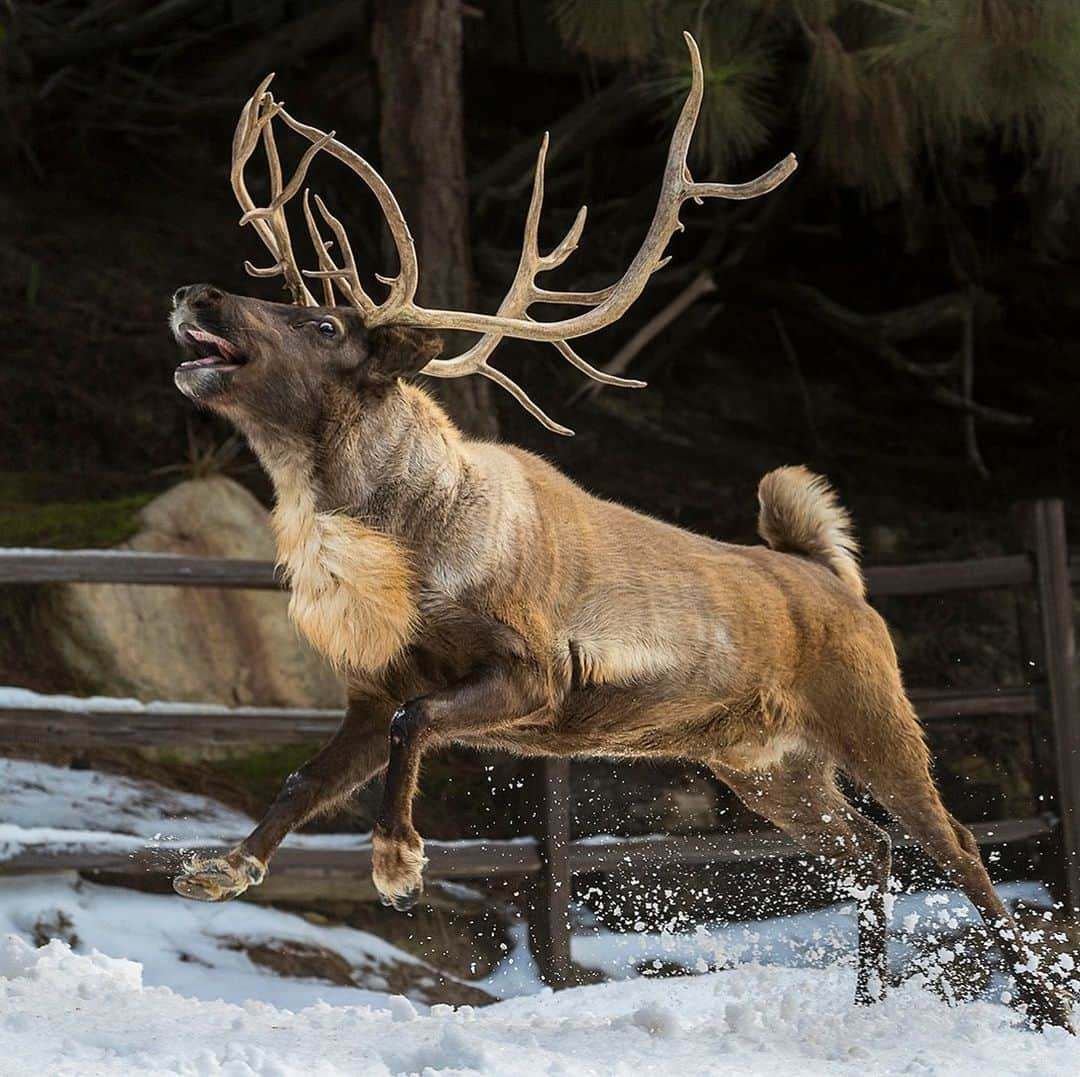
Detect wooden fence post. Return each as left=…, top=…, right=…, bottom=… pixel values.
left=527, top=758, right=573, bottom=986
left=1021, top=498, right=1080, bottom=912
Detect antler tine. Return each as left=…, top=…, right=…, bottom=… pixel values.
left=238, top=128, right=338, bottom=227
left=421, top=134, right=564, bottom=380
left=520, top=143, right=610, bottom=300
left=535, top=258, right=669, bottom=308
left=533, top=260, right=668, bottom=307
left=303, top=192, right=377, bottom=317
left=244, top=260, right=286, bottom=278
left=300, top=189, right=339, bottom=306
left=258, top=103, right=318, bottom=306
left=545, top=204, right=587, bottom=267
left=273, top=109, right=420, bottom=320
left=523, top=133, right=552, bottom=264
left=479, top=366, right=574, bottom=437
left=416, top=132, right=642, bottom=432
left=415, top=31, right=796, bottom=384
left=230, top=76, right=317, bottom=306
left=552, top=340, right=646, bottom=388
left=231, top=76, right=417, bottom=315
left=261, top=94, right=284, bottom=200
left=231, top=82, right=282, bottom=266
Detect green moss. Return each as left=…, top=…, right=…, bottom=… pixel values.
left=208, top=744, right=322, bottom=809
left=0, top=493, right=153, bottom=549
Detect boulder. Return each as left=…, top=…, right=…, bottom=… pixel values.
left=44, top=477, right=342, bottom=708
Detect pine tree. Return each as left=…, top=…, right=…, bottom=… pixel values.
left=552, top=0, right=1080, bottom=206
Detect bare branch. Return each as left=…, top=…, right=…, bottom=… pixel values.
left=758, top=280, right=1032, bottom=429
left=26, top=0, right=215, bottom=69
left=960, top=297, right=990, bottom=478
left=771, top=308, right=822, bottom=453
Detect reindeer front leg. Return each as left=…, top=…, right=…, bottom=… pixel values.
left=373, top=659, right=547, bottom=910
left=174, top=695, right=393, bottom=902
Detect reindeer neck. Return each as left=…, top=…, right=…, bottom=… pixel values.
left=242, top=382, right=467, bottom=672
left=247, top=380, right=467, bottom=557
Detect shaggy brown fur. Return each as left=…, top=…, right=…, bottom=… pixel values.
left=271, top=463, right=418, bottom=672
left=166, top=285, right=1073, bottom=1032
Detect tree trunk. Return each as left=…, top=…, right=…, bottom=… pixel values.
left=371, top=0, right=497, bottom=438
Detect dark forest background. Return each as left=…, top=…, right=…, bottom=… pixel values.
left=2, top=0, right=1078, bottom=545
left=1, top=1, right=1079, bottom=894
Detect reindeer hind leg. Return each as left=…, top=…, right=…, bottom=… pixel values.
left=710, top=755, right=893, bottom=1005
left=841, top=706, right=1075, bottom=1033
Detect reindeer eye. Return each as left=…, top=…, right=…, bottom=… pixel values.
left=317, top=319, right=338, bottom=338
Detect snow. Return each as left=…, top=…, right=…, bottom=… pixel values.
left=0, top=757, right=253, bottom=838
left=0, top=756, right=361, bottom=864
left=569, top=881, right=1049, bottom=981
left=0, top=548, right=186, bottom=556
left=0, top=685, right=333, bottom=718
left=0, top=875, right=452, bottom=1014
left=0, top=757, right=534, bottom=866
left=0, top=920, right=1077, bottom=1076
left=0, top=752, right=1077, bottom=1073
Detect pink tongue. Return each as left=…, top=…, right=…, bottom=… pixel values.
left=182, top=354, right=224, bottom=367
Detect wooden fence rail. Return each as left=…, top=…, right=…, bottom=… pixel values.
left=0, top=818, right=1052, bottom=882
left=0, top=548, right=1047, bottom=595
left=0, top=497, right=1076, bottom=987
left=0, top=686, right=1045, bottom=749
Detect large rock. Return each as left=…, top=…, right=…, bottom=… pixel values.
left=45, top=477, right=342, bottom=707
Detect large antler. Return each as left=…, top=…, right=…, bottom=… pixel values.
left=230, top=76, right=421, bottom=317
left=417, top=133, right=651, bottom=433
left=231, top=33, right=797, bottom=433
left=231, top=74, right=318, bottom=308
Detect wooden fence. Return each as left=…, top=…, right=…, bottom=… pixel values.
left=0, top=497, right=1076, bottom=986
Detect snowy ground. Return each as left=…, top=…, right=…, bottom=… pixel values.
left=0, top=874, right=490, bottom=1013
left=0, top=754, right=364, bottom=862
left=1, top=926, right=1078, bottom=1077
left=1, top=746, right=1078, bottom=1073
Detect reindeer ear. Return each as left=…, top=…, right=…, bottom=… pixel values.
left=363, top=325, right=444, bottom=383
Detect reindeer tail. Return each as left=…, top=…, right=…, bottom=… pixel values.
left=757, top=465, right=864, bottom=597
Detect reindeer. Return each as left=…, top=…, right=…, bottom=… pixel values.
left=168, top=35, right=1072, bottom=1031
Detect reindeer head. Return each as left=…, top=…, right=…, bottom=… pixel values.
left=170, top=285, right=439, bottom=435
left=173, top=33, right=796, bottom=436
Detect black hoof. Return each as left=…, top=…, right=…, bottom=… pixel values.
left=1014, top=980, right=1075, bottom=1034
left=390, top=886, right=421, bottom=912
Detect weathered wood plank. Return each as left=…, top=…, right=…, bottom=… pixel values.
left=0, top=705, right=341, bottom=747
left=1, top=817, right=1048, bottom=881
left=1021, top=500, right=1080, bottom=913
left=528, top=759, right=573, bottom=987
left=0, top=838, right=542, bottom=879
left=910, top=687, right=1040, bottom=722
left=0, top=550, right=282, bottom=589
left=568, top=816, right=1054, bottom=872
left=0, top=549, right=1039, bottom=597
left=0, top=687, right=1040, bottom=750
left=865, top=554, right=1032, bottom=597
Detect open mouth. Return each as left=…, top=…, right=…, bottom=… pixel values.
left=176, top=327, right=247, bottom=372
